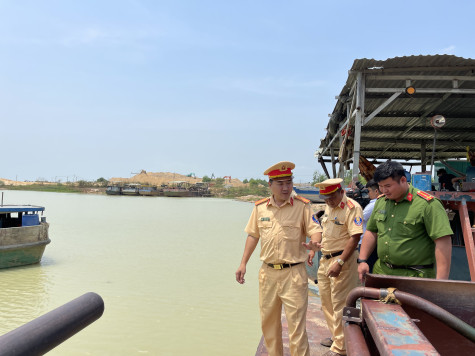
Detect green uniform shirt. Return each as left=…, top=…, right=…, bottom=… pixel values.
left=366, top=185, right=453, bottom=269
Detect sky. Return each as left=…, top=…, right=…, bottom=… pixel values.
left=1, top=0, right=475, bottom=183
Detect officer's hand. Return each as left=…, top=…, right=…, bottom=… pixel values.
left=235, top=265, right=246, bottom=284
left=326, top=262, right=342, bottom=278
left=302, top=240, right=322, bottom=251
left=306, top=250, right=315, bottom=267
left=358, top=262, right=369, bottom=283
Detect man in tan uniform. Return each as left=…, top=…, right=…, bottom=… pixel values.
left=304, top=178, right=363, bottom=356
left=235, top=161, right=322, bottom=356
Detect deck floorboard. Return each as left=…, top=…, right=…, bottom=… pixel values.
left=255, top=295, right=331, bottom=356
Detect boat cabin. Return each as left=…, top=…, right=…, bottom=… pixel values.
left=0, top=205, right=45, bottom=228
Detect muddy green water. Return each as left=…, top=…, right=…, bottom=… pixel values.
left=0, top=190, right=262, bottom=355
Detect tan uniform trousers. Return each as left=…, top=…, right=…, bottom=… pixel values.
left=317, top=252, right=358, bottom=355
left=259, top=262, right=310, bottom=356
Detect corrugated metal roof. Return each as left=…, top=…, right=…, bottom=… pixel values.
left=318, top=55, right=475, bottom=165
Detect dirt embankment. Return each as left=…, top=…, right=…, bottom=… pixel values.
left=0, top=178, right=47, bottom=186
left=109, top=170, right=245, bottom=187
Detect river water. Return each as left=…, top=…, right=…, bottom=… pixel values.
left=0, top=190, right=263, bottom=355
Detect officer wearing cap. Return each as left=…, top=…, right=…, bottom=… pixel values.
left=236, top=161, right=322, bottom=356
left=358, top=160, right=453, bottom=282
left=303, top=178, right=363, bottom=356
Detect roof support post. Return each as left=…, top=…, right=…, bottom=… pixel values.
left=330, top=147, right=337, bottom=178
left=318, top=156, right=331, bottom=179
left=421, top=141, right=427, bottom=172
left=352, top=72, right=365, bottom=182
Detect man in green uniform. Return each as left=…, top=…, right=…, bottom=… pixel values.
left=358, top=161, right=453, bottom=281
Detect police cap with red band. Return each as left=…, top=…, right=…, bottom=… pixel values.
left=315, top=178, right=343, bottom=199
left=264, top=161, right=295, bottom=179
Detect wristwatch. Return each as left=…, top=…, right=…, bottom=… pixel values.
left=357, top=259, right=368, bottom=264
left=337, top=258, right=345, bottom=266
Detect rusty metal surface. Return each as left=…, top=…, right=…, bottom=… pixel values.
left=362, top=299, right=439, bottom=355
left=430, top=191, right=475, bottom=281
left=458, top=199, right=475, bottom=281
left=346, top=286, right=475, bottom=343
left=255, top=295, right=331, bottom=356
left=432, top=191, right=475, bottom=203
left=364, top=274, right=475, bottom=326
left=344, top=323, right=371, bottom=356
left=362, top=275, right=475, bottom=355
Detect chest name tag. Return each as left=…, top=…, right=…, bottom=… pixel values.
left=260, top=217, right=270, bottom=221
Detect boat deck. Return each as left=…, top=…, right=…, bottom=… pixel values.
left=255, top=294, right=331, bottom=356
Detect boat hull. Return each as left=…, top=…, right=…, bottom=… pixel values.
left=293, top=186, right=323, bottom=203
left=121, top=190, right=139, bottom=196
left=105, top=186, right=122, bottom=195
left=138, top=189, right=163, bottom=196
left=163, top=190, right=193, bottom=197
left=0, top=223, right=50, bottom=268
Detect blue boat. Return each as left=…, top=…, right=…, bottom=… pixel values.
left=293, top=186, right=323, bottom=203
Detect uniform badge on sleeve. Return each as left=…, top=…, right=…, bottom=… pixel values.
left=354, top=217, right=362, bottom=226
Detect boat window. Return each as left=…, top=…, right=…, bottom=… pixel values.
left=0, top=212, right=21, bottom=228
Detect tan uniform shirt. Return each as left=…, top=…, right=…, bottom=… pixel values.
left=321, top=195, right=363, bottom=254
left=245, top=195, right=322, bottom=264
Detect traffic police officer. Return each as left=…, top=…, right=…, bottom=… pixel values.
left=358, top=161, right=453, bottom=281
left=304, top=178, right=363, bottom=356
left=236, top=161, right=322, bottom=356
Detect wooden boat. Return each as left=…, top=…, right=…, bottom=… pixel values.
left=105, top=185, right=122, bottom=195
left=121, top=184, right=140, bottom=196
left=138, top=185, right=163, bottom=196
left=189, top=182, right=212, bottom=197
left=0, top=205, right=50, bottom=269
left=163, top=181, right=193, bottom=197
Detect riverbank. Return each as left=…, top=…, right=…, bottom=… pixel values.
left=0, top=184, right=105, bottom=195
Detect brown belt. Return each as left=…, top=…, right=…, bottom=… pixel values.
left=267, top=262, right=302, bottom=270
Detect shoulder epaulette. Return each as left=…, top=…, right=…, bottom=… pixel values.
left=255, top=197, right=270, bottom=206
left=346, top=200, right=355, bottom=209
left=416, top=191, right=434, bottom=201
left=294, top=195, right=310, bottom=204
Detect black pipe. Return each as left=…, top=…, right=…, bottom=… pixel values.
left=0, top=292, right=104, bottom=355
left=346, top=286, right=475, bottom=342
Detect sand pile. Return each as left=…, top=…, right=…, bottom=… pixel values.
left=0, top=178, right=36, bottom=186
left=109, top=171, right=245, bottom=187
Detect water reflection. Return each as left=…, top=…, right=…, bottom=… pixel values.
left=0, top=264, right=52, bottom=333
